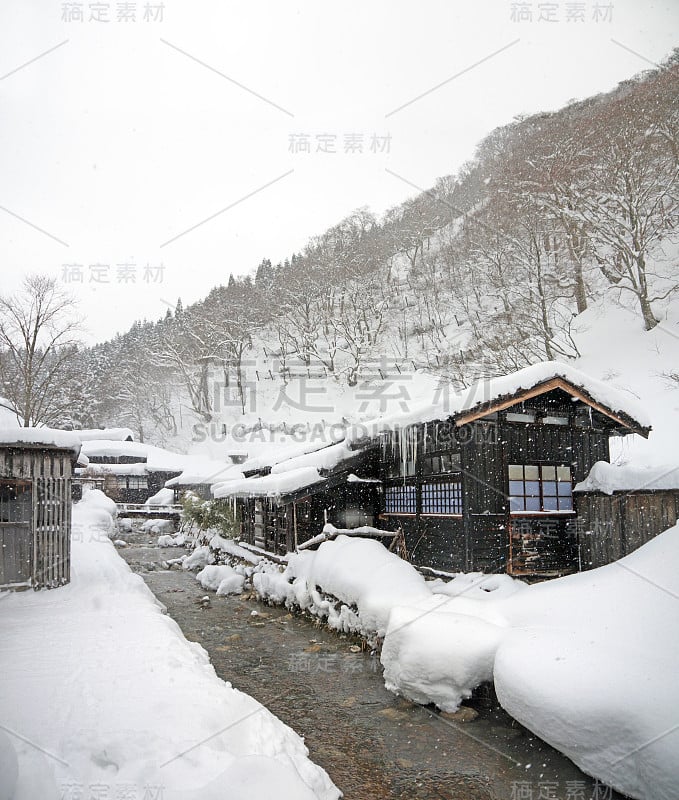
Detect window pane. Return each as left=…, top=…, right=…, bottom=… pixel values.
left=525, top=481, right=540, bottom=496
left=509, top=496, right=524, bottom=512
left=543, top=481, right=557, bottom=497
left=509, top=480, right=524, bottom=495
left=543, top=495, right=558, bottom=511
left=558, top=496, right=574, bottom=511
left=558, top=482, right=572, bottom=497
left=541, top=465, right=556, bottom=480
left=557, top=466, right=572, bottom=481
left=525, top=496, right=540, bottom=511
left=506, top=412, right=536, bottom=423
left=524, top=465, right=539, bottom=480
left=508, top=465, right=524, bottom=479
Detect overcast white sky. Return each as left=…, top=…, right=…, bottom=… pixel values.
left=1, top=0, right=677, bottom=343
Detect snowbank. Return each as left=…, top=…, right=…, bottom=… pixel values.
left=0, top=492, right=338, bottom=800
left=158, top=532, right=186, bottom=547
left=73, top=427, right=134, bottom=442
left=575, top=460, right=679, bottom=494
left=382, top=528, right=679, bottom=800
left=254, top=535, right=431, bottom=637
left=250, top=527, right=678, bottom=798
left=183, top=545, right=214, bottom=570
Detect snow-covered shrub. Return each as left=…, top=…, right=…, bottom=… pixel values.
left=180, top=491, right=238, bottom=539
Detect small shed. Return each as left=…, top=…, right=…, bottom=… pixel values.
left=0, top=429, right=81, bottom=590
left=575, top=462, right=679, bottom=568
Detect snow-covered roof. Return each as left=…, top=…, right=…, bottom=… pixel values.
left=211, top=438, right=373, bottom=500
left=349, top=361, right=651, bottom=439
left=0, top=427, right=82, bottom=456
left=270, top=440, right=356, bottom=475
left=575, top=461, right=679, bottom=495
left=76, top=463, right=148, bottom=476
left=164, top=458, right=242, bottom=488
left=213, top=466, right=326, bottom=500
left=72, top=428, right=135, bottom=442
left=238, top=436, right=345, bottom=474
left=80, top=440, right=188, bottom=472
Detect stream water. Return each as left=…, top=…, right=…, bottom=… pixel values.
left=118, top=533, right=622, bottom=800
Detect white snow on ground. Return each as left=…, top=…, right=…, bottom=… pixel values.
left=570, top=300, right=679, bottom=466
left=182, top=545, right=214, bottom=571
left=72, top=427, right=135, bottom=442
left=250, top=532, right=679, bottom=800
left=158, top=532, right=186, bottom=547
left=0, top=492, right=339, bottom=800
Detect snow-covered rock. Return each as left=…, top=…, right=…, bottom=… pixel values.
left=183, top=545, right=214, bottom=571
left=158, top=532, right=186, bottom=547
left=196, top=564, right=245, bottom=595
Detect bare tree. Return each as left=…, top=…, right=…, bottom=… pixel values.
left=0, top=275, right=82, bottom=426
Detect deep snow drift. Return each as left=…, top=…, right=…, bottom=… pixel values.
left=383, top=528, right=679, bottom=800
left=0, top=491, right=339, bottom=800
left=248, top=531, right=679, bottom=800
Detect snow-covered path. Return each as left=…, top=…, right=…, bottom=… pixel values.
left=0, top=495, right=338, bottom=800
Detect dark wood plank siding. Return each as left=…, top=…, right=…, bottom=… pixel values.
left=398, top=515, right=466, bottom=572
left=0, top=447, right=73, bottom=590
left=577, top=490, right=679, bottom=569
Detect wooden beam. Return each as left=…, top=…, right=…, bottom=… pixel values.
left=454, top=377, right=648, bottom=435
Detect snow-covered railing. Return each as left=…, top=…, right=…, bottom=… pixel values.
left=116, top=503, right=183, bottom=515
left=296, top=523, right=399, bottom=552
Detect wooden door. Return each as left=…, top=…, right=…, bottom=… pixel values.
left=0, top=479, right=33, bottom=587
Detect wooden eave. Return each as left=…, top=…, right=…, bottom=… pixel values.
left=452, top=377, right=650, bottom=437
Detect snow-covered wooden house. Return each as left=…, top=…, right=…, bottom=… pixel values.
left=216, top=362, right=651, bottom=577
left=0, top=429, right=81, bottom=590
left=75, top=439, right=184, bottom=503
left=368, top=362, right=650, bottom=576
left=213, top=440, right=381, bottom=555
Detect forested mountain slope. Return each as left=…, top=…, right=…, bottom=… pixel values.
left=24, top=49, right=678, bottom=462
